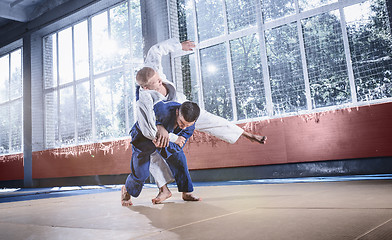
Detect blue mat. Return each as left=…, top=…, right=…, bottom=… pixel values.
left=1, top=174, right=392, bottom=203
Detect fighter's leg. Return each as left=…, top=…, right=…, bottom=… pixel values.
left=149, top=151, right=174, bottom=204
left=121, top=185, right=132, bottom=206
left=196, top=110, right=267, bottom=144
left=195, top=110, right=243, bottom=144
left=165, top=150, right=200, bottom=201
left=149, top=151, right=175, bottom=188
left=122, top=145, right=154, bottom=206
left=152, top=184, right=173, bottom=204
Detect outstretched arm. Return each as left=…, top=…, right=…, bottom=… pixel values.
left=138, top=38, right=195, bottom=145
left=136, top=38, right=183, bottom=142
left=144, top=38, right=194, bottom=82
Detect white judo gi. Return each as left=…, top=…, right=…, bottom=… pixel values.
left=137, top=38, right=244, bottom=187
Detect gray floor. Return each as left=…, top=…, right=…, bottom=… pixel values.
left=1, top=178, right=392, bottom=240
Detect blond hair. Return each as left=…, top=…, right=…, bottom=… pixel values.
left=136, top=67, right=156, bottom=87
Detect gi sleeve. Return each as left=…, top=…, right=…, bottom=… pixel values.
left=136, top=91, right=158, bottom=141
left=178, top=123, right=195, bottom=140
left=168, top=133, right=179, bottom=143
left=144, top=38, right=182, bottom=81
left=168, top=121, right=195, bottom=143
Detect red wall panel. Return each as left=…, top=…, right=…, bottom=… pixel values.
left=1, top=102, right=392, bottom=181
left=0, top=154, right=23, bottom=181
left=32, top=139, right=132, bottom=179
left=184, top=103, right=392, bottom=169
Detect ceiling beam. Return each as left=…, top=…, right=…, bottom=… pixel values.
left=29, top=0, right=71, bottom=22
left=0, top=1, right=29, bottom=22
left=10, top=0, right=25, bottom=8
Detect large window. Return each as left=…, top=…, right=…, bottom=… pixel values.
left=0, top=48, right=23, bottom=155
left=171, top=0, right=392, bottom=121
left=345, top=1, right=392, bottom=101
left=43, top=0, right=142, bottom=149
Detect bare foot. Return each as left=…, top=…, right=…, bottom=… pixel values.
left=121, top=185, right=133, bottom=206
left=152, top=185, right=172, bottom=204
left=243, top=131, right=267, bottom=144
left=254, top=135, right=267, bottom=144
left=182, top=192, right=201, bottom=201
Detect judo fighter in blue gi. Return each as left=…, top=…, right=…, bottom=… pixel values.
left=121, top=101, right=201, bottom=206
left=121, top=38, right=267, bottom=205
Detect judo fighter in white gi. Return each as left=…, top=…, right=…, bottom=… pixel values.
left=121, top=38, right=267, bottom=205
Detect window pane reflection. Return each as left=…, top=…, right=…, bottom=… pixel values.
left=0, top=105, right=9, bottom=154
left=266, top=23, right=307, bottom=114
left=230, top=34, right=266, bottom=119
left=262, top=0, right=295, bottom=22
left=177, top=0, right=196, bottom=42
left=196, top=0, right=225, bottom=42
left=345, top=0, right=392, bottom=101
left=0, top=48, right=22, bottom=155
left=225, top=0, right=257, bottom=33
left=299, top=0, right=337, bottom=12
left=130, top=0, right=143, bottom=60
left=302, top=11, right=351, bottom=108
left=45, top=91, right=59, bottom=148
left=74, top=21, right=89, bottom=80
left=174, top=54, right=199, bottom=103
left=76, top=81, right=92, bottom=143
left=95, top=73, right=126, bottom=140
left=110, top=3, right=130, bottom=66
left=10, top=99, right=22, bottom=152
left=200, top=44, right=233, bottom=120
left=10, top=49, right=22, bottom=100
left=92, top=12, right=110, bottom=74
left=0, top=55, right=9, bottom=103
left=43, top=34, right=57, bottom=89
left=58, top=28, right=73, bottom=85
left=59, top=86, right=75, bottom=145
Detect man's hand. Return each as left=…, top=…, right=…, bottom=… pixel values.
left=174, top=136, right=186, bottom=148
left=153, top=125, right=169, bottom=148
left=181, top=40, right=195, bottom=51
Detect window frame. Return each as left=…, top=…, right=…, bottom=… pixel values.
left=0, top=44, right=23, bottom=155
left=170, top=0, right=392, bottom=123
left=41, top=0, right=142, bottom=149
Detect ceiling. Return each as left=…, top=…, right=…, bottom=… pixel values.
left=0, top=0, right=71, bottom=30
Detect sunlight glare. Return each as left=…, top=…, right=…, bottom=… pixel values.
left=207, top=64, right=217, bottom=74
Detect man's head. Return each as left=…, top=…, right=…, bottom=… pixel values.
left=136, top=67, right=162, bottom=91
left=176, top=101, right=200, bottom=129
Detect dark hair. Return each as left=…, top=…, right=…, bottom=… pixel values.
left=179, top=101, right=200, bottom=122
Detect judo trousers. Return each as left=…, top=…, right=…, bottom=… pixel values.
left=125, top=139, right=194, bottom=198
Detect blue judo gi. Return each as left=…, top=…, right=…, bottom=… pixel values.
left=125, top=101, right=195, bottom=197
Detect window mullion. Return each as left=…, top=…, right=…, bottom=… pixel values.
left=295, top=0, right=312, bottom=111
left=222, top=0, right=238, bottom=121
left=339, top=6, right=357, bottom=104
left=192, top=0, right=205, bottom=109
left=256, top=1, right=273, bottom=116
left=297, top=20, right=312, bottom=111
left=88, top=17, right=96, bottom=141
left=72, top=26, right=78, bottom=144
left=20, top=48, right=24, bottom=151
left=125, top=0, right=132, bottom=133
left=107, top=10, right=115, bottom=126
left=56, top=33, right=61, bottom=143
left=8, top=53, right=11, bottom=152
